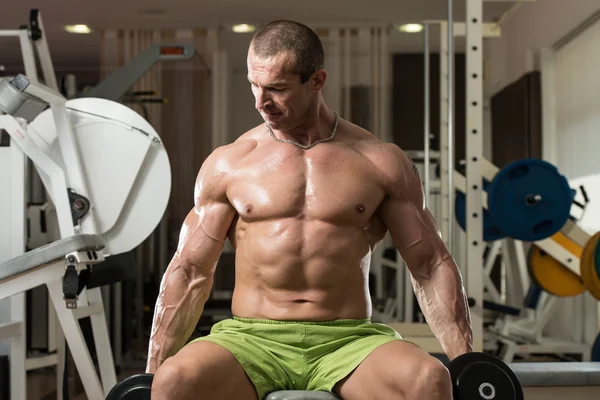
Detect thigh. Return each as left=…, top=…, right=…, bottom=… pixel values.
left=152, top=340, right=258, bottom=400
left=333, top=341, right=448, bottom=400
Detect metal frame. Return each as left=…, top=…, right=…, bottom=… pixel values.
left=0, top=10, right=61, bottom=399
left=453, top=156, right=598, bottom=359
left=0, top=85, right=118, bottom=400
left=487, top=239, right=592, bottom=363
left=0, top=131, right=27, bottom=399
left=465, top=0, right=485, bottom=353
left=0, top=251, right=113, bottom=400
left=422, top=3, right=496, bottom=353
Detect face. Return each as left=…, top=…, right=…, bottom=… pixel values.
left=247, top=47, right=326, bottom=130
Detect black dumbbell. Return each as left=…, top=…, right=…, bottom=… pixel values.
left=448, top=352, right=523, bottom=400
left=106, top=373, right=153, bottom=400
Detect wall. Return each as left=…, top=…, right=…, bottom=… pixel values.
left=485, top=0, right=600, bottom=97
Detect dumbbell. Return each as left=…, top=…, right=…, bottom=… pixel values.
left=106, top=373, right=153, bottom=400
left=448, top=352, right=523, bottom=400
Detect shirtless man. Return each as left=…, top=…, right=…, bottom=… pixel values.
left=147, top=20, right=472, bottom=400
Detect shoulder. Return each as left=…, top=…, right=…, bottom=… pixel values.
left=204, top=132, right=260, bottom=174
left=340, top=121, right=415, bottom=187
left=193, top=138, right=257, bottom=202
left=345, top=133, right=419, bottom=199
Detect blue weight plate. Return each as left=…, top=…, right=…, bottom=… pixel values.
left=488, top=159, right=572, bottom=242
left=455, top=191, right=505, bottom=242
left=592, top=332, right=600, bottom=362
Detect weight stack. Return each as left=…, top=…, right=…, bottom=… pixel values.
left=0, top=355, right=8, bottom=400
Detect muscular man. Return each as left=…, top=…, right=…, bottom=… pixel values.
left=147, top=20, right=472, bottom=400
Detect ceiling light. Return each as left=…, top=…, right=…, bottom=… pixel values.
left=65, top=24, right=92, bottom=34
left=232, top=24, right=256, bottom=33
left=398, top=24, right=423, bottom=33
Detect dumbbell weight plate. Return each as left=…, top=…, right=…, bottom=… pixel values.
left=487, top=158, right=572, bottom=242
left=580, top=231, right=600, bottom=301
left=448, top=353, right=523, bottom=400
left=106, top=373, right=153, bottom=400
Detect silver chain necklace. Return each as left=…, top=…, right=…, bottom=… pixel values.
left=267, top=112, right=340, bottom=150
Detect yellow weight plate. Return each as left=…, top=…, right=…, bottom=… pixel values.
left=528, top=245, right=586, bottom=297
left=580, top=231, right=600, bottom=301
left=551, top=232, right=583, bottom=258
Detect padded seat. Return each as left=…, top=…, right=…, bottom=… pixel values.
left=264, top=391, right=339, bottom=400
left=264, top=362, right=600, bottom=399
left=511, top=362, right=600, bottom=387
left=0, top=234, right=104, bottom=282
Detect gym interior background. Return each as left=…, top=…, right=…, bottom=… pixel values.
left=1, top=0, right=600, bottom=399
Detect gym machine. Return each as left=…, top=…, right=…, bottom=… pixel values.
left=453, top=157, right=600, bottom=362
left=0, top=69, right=171, bottom=400
left=0, top=8, right=195, bottom=399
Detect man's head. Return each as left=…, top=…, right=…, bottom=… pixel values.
left=247, top=20, right=326, bottom=130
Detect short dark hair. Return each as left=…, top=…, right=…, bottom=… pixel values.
left=251, top=20, right=324, bottom=84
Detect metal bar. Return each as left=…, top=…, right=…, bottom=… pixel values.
left=424, top=23, right=431, bottom=208
left=452, top=22, right=501, bottom=37
left=421, top=21, right=501, bottom=37
left=553, top=7, right=600, bottom=51
left=466, top=0, right=484, bottom=352
left=208, top=28, right=221, bottom=150
left=83, top=43, right=194, bottom=102
left=439, top=22, right=450, bottom=251
left=10, top=135, right=27, bottom=400
left=448, top=0, right=455, bottom=255
left=0, top=30, right=22, bottom=36
left=32, top=10, right=59, bottom=91
left=380, top=28, right=390, bottom=142
left=19, top=30, right=38, bottom=84
left=344, top=28, right=351, bottom=120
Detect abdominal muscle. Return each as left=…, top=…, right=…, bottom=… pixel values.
left=230, top=218, right=377, bottom=321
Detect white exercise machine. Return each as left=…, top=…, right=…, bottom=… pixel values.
left=0, top=70, right=171, bottom=400
left=0, top=8, right=196, bottom=398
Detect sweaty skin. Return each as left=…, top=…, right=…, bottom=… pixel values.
left=146, top=48, right=472, bottom=373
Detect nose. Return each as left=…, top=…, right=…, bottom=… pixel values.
left=254, top=88, right=270, bottom=110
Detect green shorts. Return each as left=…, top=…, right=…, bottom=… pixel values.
left=191, top=317, right=404, bottom=399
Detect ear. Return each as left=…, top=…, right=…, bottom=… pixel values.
left=311, top=69, right=327, bottom=91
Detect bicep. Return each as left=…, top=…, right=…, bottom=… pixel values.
left=377, top=148, right=448, bottom=278
left=379, top=196, right=445, bottom=274
left=175, top=151, right=237, bottom=272
left=176, top=200, right=236, bottom=270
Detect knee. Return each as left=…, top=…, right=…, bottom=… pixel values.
left=419, top=360, right=452, bottom=399
left=152, top=359, right=196, bottom=400
left=414, top=360, right=452, bottom=398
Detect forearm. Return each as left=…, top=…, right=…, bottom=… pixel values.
left=411, top=256, right=473, bottom=360
left=146, top=256, right=214, bottom=373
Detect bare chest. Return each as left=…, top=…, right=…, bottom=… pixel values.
left=227, top=145, right=385, bottom=224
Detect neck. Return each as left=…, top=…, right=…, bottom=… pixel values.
left=271, top=99, right=337, bottom=147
